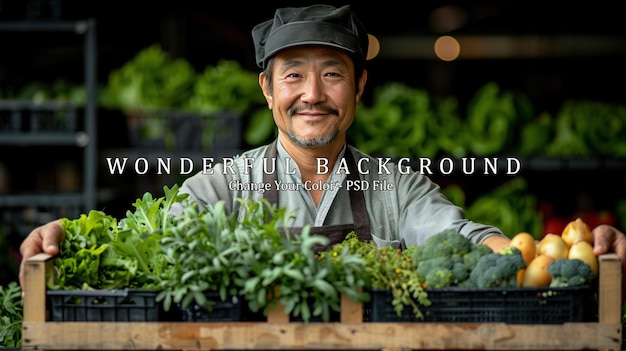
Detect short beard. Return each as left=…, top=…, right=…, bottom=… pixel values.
left=287, top=103, right=339, bottom=148
left=288, top=130, right=338, bottom=148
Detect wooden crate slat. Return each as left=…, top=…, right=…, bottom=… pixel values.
left=21, top=253, right=623, bottom=350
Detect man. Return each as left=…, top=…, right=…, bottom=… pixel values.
left=19, top=5, right=626, bottom=291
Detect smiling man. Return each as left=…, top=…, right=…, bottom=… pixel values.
left=19, top=5, right=626, bottom=295
left=169, top=4, right=512, bottom=251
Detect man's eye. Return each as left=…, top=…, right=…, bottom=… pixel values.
left=325, top=72, right=341, bottom=77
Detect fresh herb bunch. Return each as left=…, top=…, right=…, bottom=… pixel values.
left=52, top=184, right=186, bottom=290
left=113, top=185, right=188, bottom=289
left=228, top=197, right=293, bottom=314
left=266, top=228, right=339, bottom=321
left=325, top=232, right=430, bottom=319
left=235, top=198, right=370, bottom=322
left=0, top=281, right=23, bottom=348
left=53, top=210, right=118, bottom=289
left=156, top=196, right=293, bottom=314
left=157, top=200, right=241, bottom=313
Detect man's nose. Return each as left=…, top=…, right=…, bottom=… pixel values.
left=301, top=77, right=325, bottom=103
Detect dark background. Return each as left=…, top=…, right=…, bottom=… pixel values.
left=1, top=1, right=625, bottom=209
left=0, top=0, right=625, bottom=285
left=1, top=0, right=625, bottom=112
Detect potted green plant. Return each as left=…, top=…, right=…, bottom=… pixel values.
left=156, top=197, right=370, bottom=322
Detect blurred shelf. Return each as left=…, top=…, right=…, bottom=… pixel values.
left=0, top=19, right=98, bottom=232
left=0, top=132, right=88, bottom=146
left=0, top=20, right=91, bottom=33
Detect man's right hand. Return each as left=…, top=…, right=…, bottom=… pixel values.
left=18, top=219, right=65, bottom=293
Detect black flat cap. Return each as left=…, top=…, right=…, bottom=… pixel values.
left=252, top=5, right=369, bottom=69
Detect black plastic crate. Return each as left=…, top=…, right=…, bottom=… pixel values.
left=366, top=286, right=596, bottom=324
left=180, top=292, right=247, bottom=322
left=47, top=289, right=168, bottom=322
left=179, top=292, right=338, bottom=322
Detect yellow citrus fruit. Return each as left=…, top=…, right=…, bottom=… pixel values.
left=537, top=233, right=569, bottom=260
left=561, top=217, right=593, bottom=248
left=522, top=254, right=555, bottom=287
left=568, top=240, right=599, bottom=277
left=509, top=232, right=537, bottom=266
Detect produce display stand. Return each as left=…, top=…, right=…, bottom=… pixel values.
left=22, top=253, right=622, bottom=351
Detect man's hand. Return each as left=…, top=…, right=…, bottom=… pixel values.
left=482, top=234, right=511, bottom=253
left=18, top=219, right=65, bottom=293
left=592, top=224, right=626, bottom=259
left=592, top=224, right=626, bottom=300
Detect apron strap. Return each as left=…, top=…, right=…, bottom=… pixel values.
left=262, top=140, right=371, bottom=241
left=343, top=144, right=371, bottom=241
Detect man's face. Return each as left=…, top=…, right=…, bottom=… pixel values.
left=260, top=45, right=366, bottom=149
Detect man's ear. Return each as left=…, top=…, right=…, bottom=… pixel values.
left=259, top=72, right=273, bottom=109
left=356, top=69, right=368, bottom=104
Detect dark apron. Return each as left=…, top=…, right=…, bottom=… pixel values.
left=262, top=140, right=371, bottom=250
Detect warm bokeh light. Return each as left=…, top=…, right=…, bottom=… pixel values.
left=434, top=35, right=460, bottom=61
left=367, top=34, right=380, bottom=60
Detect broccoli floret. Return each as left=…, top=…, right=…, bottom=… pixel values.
left=416, top=256, right=455, bottom=288
left=417, top=256, right=452, bottom=277
left=463, top=243, right=493, bottom=271
left=419, top=229, right=473, bottom=261
left=445, top=253, right=469, bottom=284
left=450, top=253, right=464, bottom=264
left=547, top=258, right=596, bottom=287
left=424, top=269, right=453, bottom=288
left=416, top=253, right=471, bottom=288
left=500, top=246, right=520, bottom=256
left=414, top=230, right=502, bottom=288
left=467, top=253, right=498, bottom=287
left=451, top=261, right=469, bottom=284
left=468, top=247, right=526, bottom=288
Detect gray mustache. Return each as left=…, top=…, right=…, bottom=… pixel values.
left=288, top=104, right=339, bottom=117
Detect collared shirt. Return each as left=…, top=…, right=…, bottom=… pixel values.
left=171, top=139, right=506, bottom=248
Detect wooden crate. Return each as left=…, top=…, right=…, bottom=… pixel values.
left=21, top=253, right=622, bottom=351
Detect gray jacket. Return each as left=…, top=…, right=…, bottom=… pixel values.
left=170, top=139, right=505, bottom=249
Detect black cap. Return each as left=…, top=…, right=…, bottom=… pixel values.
left=252, top=5, right=369, bottom=69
